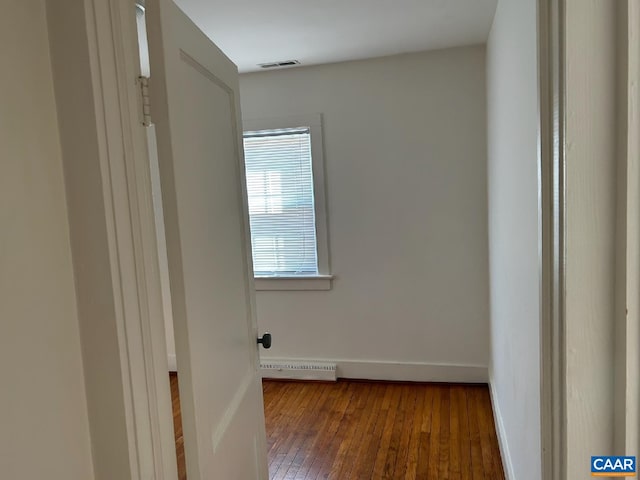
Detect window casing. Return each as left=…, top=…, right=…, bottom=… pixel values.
left=242, top=114, right=331, bottom=290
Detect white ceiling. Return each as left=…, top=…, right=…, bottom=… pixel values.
left=174, top=0, right=498, bottom=73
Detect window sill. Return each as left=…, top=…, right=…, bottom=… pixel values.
left=254, top=275, right=334, bottom=291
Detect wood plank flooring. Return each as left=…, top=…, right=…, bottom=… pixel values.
left=262, top=380, right=505, bottom=480
left=170, top=376, right=505, bottom=479
left=169, top=373, right=187, bottom=480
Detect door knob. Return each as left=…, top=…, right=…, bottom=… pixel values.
left=257, top=333, right=272, bottom=349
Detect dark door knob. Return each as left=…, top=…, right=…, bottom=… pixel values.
left=257, top=333, right=272, bottom=349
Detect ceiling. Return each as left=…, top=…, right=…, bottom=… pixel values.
left=173, top=0, right=498, bottom=73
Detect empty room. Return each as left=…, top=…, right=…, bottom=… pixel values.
left=148, top=0, right=520, bottom=478
left=4, top=0, right=638, bottom=479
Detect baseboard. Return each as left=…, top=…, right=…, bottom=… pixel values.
left=339, top=359, right=488, bottom=383
left=169, top=353, right=486, bottom=383
left=167, top=354, right=177, bottom=372
left=258, top=357, right=488, bottom=383
left=488, top=374, right=516, bottom=480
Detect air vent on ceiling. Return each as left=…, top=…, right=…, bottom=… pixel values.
left=258, top=60, right=301, bottom=69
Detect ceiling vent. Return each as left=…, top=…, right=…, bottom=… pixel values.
left=258, top=60, right=301, bottom=69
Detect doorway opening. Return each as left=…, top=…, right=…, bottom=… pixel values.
left=133, top=1, right=509, bottom=479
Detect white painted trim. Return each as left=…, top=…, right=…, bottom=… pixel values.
left=49, top=0, right=178, bottom=478
left=563, top=1, right=619, bottom=476
left=538, top=0, right=566, bottom=478
left=488, top=376, right=515, bottom=480
left=624, top=0, right=640, bottom=454
left=259, top=356, right=488, bottom=383
left=168, top=354, right=177, bottom=372
left=244, top=113, right=322, bottom=132
left=614, top=0, right=640, bottom=455
left=242, top=113, right=332, bottom=278
left=254, top=275, right=333, bottom=291
left=339, top=360, right=487, bottom=383
left=99, top=2, right=178, bottom=477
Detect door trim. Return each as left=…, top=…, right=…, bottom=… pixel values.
left=82, top=0, right=177, bottom=478
left=614, top=0, right=640, bottom=455
left=538, top=0, right=566, bottom=479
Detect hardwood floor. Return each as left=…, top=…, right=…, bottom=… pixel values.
left=263, top=380, right=505, bottom=480
left=170, top=376, right=505, bottom=479
left=169, top=373, right=186, bottom=480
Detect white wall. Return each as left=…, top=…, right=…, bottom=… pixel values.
left=0, top=1, right=95, bottom=478
left=485, top=0, right=540, bottom=478
left=239, top=47, right=490, bottom=381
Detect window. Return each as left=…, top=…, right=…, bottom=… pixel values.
left=242, top=114, right=331, bottom=290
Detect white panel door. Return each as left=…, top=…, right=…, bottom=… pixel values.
left=145, top=1, right=268, bottom=478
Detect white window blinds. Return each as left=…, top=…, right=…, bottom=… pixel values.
left=243, top=127, right=319, bottom=276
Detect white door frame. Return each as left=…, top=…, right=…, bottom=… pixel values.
left=613, top=0, right=640, bottom=457
left=538, top=0, right=566, bottom=478
left=66, top=0, right=273, bottom=476
left=50, top=0, right=179, bottom=477
left=539, top=1, right=640, bottom=479
left=83, top=0, right=178, bottom=477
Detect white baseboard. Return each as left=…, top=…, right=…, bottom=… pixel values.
left=489, top=374, right=515, bottom=480
left=167, top=354, right=177, bottom=372
left=169, top=353, right=487, bottom=383
left=338, top=359, right=488, bottom=383
left=258, top=357, right=488, bottom=383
